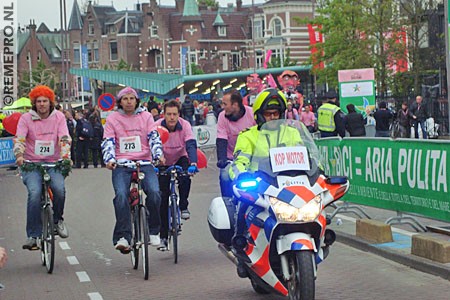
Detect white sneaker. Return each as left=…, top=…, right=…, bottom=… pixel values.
left=115, top=237, right=131, bottom=254
left=149, top=234, right=160, bottom=247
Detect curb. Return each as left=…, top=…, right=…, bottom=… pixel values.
left=335, top=230, right=450, bottom=281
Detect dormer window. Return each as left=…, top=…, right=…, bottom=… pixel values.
left=218, top=26, right=226, bottom=37
left=88, top=22, right=94, bottom=35
left=107, top=24, right=116, bottom=34
left=150, top=24, right=158, bottom=37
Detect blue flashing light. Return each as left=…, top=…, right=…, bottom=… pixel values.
left=238, top=180, right=258, bottom=189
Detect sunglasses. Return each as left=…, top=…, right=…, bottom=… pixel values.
left=263, top=111, right=280, bottom=118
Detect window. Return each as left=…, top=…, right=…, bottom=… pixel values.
left=155, top=52, right=163, bottom=68
left=231, top=51, right=241, bottom=70
left=254, top=19, right=263, bottom=39
left=272, top=19, right=282, bottom=37
left=418, top=22, right=429, bottom=48
left=110, top=41, right=118, bottom=61
left=87, top=44, right=92, bottom=62
left=150, top=25, right=158, bottom=37
left=218, top=26, right=226, bottom=37
left=189, top=50, right=198, bottom=65
left=199, top=49, right=206, bottom=59
left=37, top=51, right=41, bottom=61
left=107, top=24, right=116, bottom=34
left=93, top=41, right=99, bottom=62
left=88, top=22, right=94, bottom=35
left=73, top=42, right=80, bottom=63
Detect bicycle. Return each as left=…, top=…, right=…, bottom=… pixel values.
left=117, top=161, right=153, bottom=280
left=157, top=165, right=190, bottom=264
left=22, top=161, right=70, bottom=274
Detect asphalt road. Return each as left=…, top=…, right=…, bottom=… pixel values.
left=0, top=156, right=449, bottom=299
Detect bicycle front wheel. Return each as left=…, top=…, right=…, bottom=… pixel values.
left=139, top=206, right=149, bottom=280
left=41, top=205, right=55, bottom=274
left=170, top=196, right=179, bottom=264
left=130, top=208, right=139, bottom=270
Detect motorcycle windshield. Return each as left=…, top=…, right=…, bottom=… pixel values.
left=249, top=120, right=320, bottom=179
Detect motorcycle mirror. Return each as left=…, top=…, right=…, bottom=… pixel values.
left=326, top=176, right=348, bottom=184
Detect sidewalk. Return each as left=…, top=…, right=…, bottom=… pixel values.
left=327, top=204, right=450, bottom=280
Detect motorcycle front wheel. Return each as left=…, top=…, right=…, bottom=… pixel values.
left=287, top=251, right=315, bottom=300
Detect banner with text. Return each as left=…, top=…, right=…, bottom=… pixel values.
left=0, top=137, right=15, bottom=167
left=316, top=138, right=450, bottom=222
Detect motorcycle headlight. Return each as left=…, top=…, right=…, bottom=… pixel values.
left=269, top=195, right=322, bottom=223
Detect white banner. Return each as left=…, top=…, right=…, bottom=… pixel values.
left=0, top=1, right=17, bottom=109
left=192, top=124, right=217, bottom=149
left=340, top=81, right=374, bottom=98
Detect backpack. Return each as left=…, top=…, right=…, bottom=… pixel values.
left=81, top=119, right=94, bottom=138
left=93, top=122, right=104, bottom=139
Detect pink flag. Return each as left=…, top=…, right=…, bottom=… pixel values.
left=263, top=50, right=272, bottom=69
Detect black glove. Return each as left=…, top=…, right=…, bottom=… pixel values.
left=216, top=160, right=229, bottom=169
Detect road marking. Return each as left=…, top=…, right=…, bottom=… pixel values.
left=66, top=256, right=79, bottom=265
left=88, top=292, right=103, bottom=300
left=59, top=241, right=71, bottom=250
left=76, top=271, right=91, bottom=282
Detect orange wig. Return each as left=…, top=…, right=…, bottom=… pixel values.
left=29, top=85, right=55, bottom=103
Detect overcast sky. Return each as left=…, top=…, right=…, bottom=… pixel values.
left=18, top=0, right=265, bottom=30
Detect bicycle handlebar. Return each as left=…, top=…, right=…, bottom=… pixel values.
left=23, top=161, right=58, bottom=168
left=116, top=161, right=155, bottom=168
left=156, top=165, right=190, bottom=176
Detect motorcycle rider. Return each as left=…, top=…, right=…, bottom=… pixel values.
left=229, top=88, right=304, bottom=277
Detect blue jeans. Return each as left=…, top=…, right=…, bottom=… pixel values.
left=413, top=120, right=427, bottom=139
left=219, top=164, right=233, bottom=198
left=21, top=169, right=66, bottom=238
left=111, top=165, right=161, bottom=245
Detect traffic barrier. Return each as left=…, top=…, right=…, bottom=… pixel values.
left=316, top=137, right=450, bottom=224
left=356, top=219, right=393, bottom=243
left=411, top=233, right=450, bottom=263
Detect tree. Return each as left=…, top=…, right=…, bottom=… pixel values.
left=267, top=48, right=297, bottom=68
left=197, top=0, right=219, bottom=8
left=296, top=0, right=374, bottom=89
left=18, top=61, right=60, bottom=98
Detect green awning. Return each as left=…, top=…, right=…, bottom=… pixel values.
left=69, top=69, right=184, bottom=95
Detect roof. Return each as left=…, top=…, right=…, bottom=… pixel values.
left=183, top=0, right=200, bottom=17
left=68, top=0, right=83, bottom=30
left=213, top=13, right=225, bottom=26
left=37, top=34, right=62, bottom=62
left=37, top=23, right=51, bottom=33
left=70, top=66, right=311, bottom=96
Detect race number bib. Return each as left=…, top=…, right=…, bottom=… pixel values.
left=269, top=146, right=310, bottom=173
left=35, top=140, right=55, bottom=156
left=119, top=136, right=142, bottom=153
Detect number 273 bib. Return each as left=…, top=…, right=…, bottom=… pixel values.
left=119, top=136, right=142, bottom=153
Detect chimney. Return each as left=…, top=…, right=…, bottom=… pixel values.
left=236, top=0, right=242, bottom=11
left=176, top=0, right=185, bottom=13
left=136, top=2, right=141, bottom=11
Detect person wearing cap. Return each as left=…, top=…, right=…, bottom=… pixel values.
left=317, top=91, right=345, bottom=138
left=153, top=99, right=199, bottom=251
left=101, top=86, right=165, bottom=253
left=216, top=90, right=256, bottom=199
left=229, top=88, right=303, bottom=278
left=14, top=85, right=72, bottom=250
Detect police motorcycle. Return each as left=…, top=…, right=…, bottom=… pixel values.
left=208, top=119, right=349, bottom=299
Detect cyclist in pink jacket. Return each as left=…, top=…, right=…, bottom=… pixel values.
left=14, top=85, right=72, bottom=250
left=101, top=87, right=164, bottom=253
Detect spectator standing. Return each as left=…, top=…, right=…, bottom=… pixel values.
left=181, top=96, right=195, bottom=126
left=410, top=95, right=428, bottom=139
left=317, top=91, right=345, bottom=138
left=64, top=110, right=77, bottom=162
left=373, top=101, right=393, bottom=137
left=285, top=102, right=300, bottom=121
left=89, top=114, right=105, bottom=168
left=344, top=104, right=366, bottom=137
left=300, top=104, right=316, bottom=133
left=397, top=101, right=413, bottom=138
left=75, top=112, right=93, bottom=168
